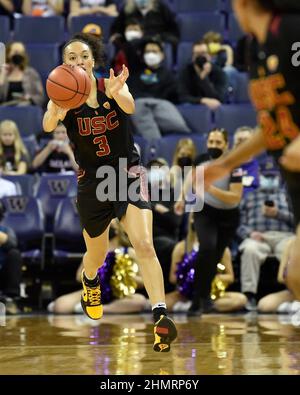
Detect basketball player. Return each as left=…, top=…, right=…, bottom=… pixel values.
left=203, top=0, right=300, bottom=299
left=42, top=33, right=177, bottom=352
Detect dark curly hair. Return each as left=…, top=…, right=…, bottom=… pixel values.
left=62, top=33, right=106, bottom=68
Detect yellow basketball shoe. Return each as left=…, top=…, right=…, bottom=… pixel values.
left=153, top=315, right=177, bottom=352
left=81, top=270, right=103, bottom=320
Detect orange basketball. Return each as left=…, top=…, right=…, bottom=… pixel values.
left=46, top=65, right=91, bottom=109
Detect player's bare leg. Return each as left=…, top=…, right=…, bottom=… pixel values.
left=121, top=204, right=177, bottom=352
left=80, top=227, right=109, bottom=320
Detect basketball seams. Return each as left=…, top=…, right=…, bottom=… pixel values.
left=47, top=78, right=88, bottom=96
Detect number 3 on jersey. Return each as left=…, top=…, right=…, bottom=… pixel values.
left=93, top=135, right=111, bottom=157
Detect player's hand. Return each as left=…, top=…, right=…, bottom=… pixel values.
left=47, top=100, right=68, bottom=119
left=108, top=65, right=129, bottom=97
left=280, top=136, right=300, bottom=172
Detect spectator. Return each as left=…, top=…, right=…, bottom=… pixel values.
left=23, top=0, right=64, bottom=16
left=237, top=161, right=295, bottom=311
left=0, top=41, right=45, bottom=106
left=110, top=0, right=180, bottom=48
left=0, top=120, right=29, bottom=175
left=111, top=18, right=144, bottom=74
left=203, top=30, right=239, bottom=96
left=129, top=38, right=191, bottom=140
left=69, top=0, right=118, bottom=17
left=175, top=128, right=243, bottom=315
left=233, top=126, right=260, bottom=196
left=170, top=138, right=197, bottom=188
left=257, top=236, right=297, bottom=314
left=0, top=200, right=22, bottom=314
left=32, top=123, right=78, bottom=173
left=178, top=40, right=228, bottom=110
left=167, top=213, right=247, bottom=313
left=0, top=0, right=27, bottom=25
left=147, top=157, right=182, bottom=292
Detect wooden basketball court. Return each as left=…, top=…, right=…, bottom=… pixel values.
left=1, top=313, right=300, bottom=375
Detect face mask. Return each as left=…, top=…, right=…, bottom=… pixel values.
left=194, top=55, right=208, bottom=69
left=208, top=147, right=223, bottom=159
left=125, top=30, right=143, bottom=41
left=260, top=175, right=280, bottom=190
left=177, top=156, right=192, bottom=168
left=144, top=52, right=162, bottom=67
left=10, top=54, right=25, bottom=66
left=208, top=42, right=221, bottom=54
left=135, top=0, right=149, bottom=9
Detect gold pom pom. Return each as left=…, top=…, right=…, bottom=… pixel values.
left=110, top=249, right=139, bottom=299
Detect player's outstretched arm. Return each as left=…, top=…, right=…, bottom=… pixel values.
left=280, top=135, right=300, bottom=172
left=43, top=100, right=68, bottom=132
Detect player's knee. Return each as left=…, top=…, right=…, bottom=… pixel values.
left=133, top=239, right=156, bottom=258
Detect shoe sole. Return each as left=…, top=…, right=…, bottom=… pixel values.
left=80, top=295, right=103, bottom=320
left=153, top=316, right=177, bottom=352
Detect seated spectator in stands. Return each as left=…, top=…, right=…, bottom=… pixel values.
left=178, top=40, right=228, bottom=110
left=0, top=201, right=22, bottom=315
left=0, top=41, right=45, bottom=106
left=111, top=18, right=144, bottom=75
left=0, top=120, right=29, bottom=175
left=23, top=0, right=64, bottom=16
left=32, top=122, right=78, bottom=173
left=203, top=30, right=238, bottom=97
left=110, top=0, right=180, bottom=48
left=257, top=237, right=298, bottom=314
left=147, top=157, right=182, bottom=292
left=69, top=0, right=118, bottom=17
left=170, top=138, right=197, bottom=188
left=237, top=161, right=295, bottom=311
left=129, top=38, right=191, bottom=140
left=234, top=126, right=260, bottom=196
left=48, top=220, right=147, bottom=314
left=167, top=213, right=247, bottom=313
left=0, top=177, right=18, bottom=198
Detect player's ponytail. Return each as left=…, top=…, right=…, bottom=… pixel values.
left=257, top=0, right=300, bottom=12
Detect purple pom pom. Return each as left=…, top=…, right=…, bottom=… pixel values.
left=176, top=250, right=197, bottom=300
left=97, top=251, right=116, bottom=304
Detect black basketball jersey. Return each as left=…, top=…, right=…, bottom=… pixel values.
left=62, top=78, right=140, bottom=172
left=249, top=13, right=300, bottom=159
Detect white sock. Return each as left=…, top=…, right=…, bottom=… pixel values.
left=152, top=302, right=167, bottom=310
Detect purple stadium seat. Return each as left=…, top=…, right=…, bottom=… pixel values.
left=172, top=0, right=222, bottom=13
left=0, top=106, right=43, bottom=137
left=0, top=16, right=10, bottom=43
left=177, top=104, right=212, bottom=134
left=178, top=13, right=225, bottom=42
left=13, top=16, right=65, bottom=44
left=1, top=196, right=45, bottom=266
left=2, top=174, right=38, bottom=196
left=214, top=104, right=257, bottom=134
left=53, top=197, right=85, bottom=263
left=34, top=174, right=78, bottom=232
